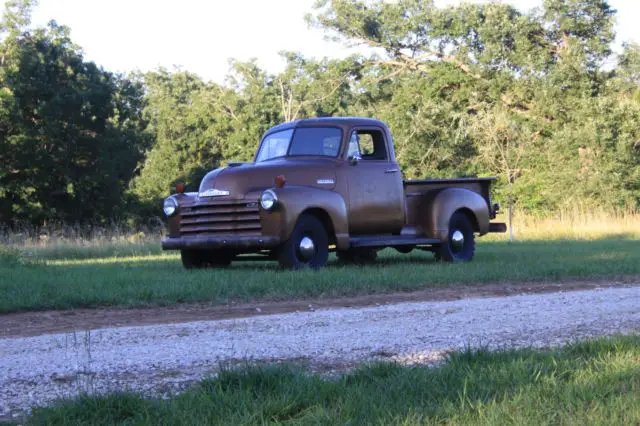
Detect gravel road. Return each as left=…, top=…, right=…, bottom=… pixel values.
left=1, top=285, right=639, bottom=419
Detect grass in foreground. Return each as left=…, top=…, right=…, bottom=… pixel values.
left=0, top=237, right=639, bottom=313
left=26, top=335, right=640, bottom=425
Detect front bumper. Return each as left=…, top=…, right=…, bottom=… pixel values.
left=161, top=235, right=281, bottom=251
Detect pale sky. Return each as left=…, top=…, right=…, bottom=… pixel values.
left=3, top=0, right=639, bottom=83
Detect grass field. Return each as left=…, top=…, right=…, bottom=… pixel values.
left=0, top=238, right=638, bottom=313
left=21, top=335, right=640, bottom=425
left=1, top=211, right=639, bottom=314
left=2, top=214, right=638, bottom=424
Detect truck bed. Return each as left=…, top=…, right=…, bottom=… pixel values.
left=404, top=177, right=496, bottom=185
left=404, top=177, right=495, bottom=206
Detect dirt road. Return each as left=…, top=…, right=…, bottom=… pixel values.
left=1, top=279, right=635, bottom=338
left=1, top=283, right=639, bottom=420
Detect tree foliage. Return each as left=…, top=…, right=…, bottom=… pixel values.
left=0, top=0, right=149, bottom=225
left=310, top=0, right=638, bottom=211
left=0, top=0, right=638, bottom=227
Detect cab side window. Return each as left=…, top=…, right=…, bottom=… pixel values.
left=347, top=129, right=388, bottom=161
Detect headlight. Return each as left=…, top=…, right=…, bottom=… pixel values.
left=260, top=190, right=277, bottom=210
left=163, top=197, right=178, bottom=216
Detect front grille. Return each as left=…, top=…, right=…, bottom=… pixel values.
left=179, top=199, right=262, bottom=237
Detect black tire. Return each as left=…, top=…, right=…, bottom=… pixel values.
left=336, top=248, right=378, bottom=264
left=278, top=214, right=329, bottom=269
left=181, top=249, right=232, bottom=269
left=435, top=211, right=475, bottom=262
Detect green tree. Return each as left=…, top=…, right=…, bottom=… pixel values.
left=0, top=0, right=149, bottom=225
left=471, top=107, right=538, bottom=240
left=130, top=55, right=362, bottom=207
left=129, top=69, right=228, bottom=205
left=618, top=42, right=640, bottom=102
left=2, top=0, right=638, bottom=227
left=274, top=52, right=361, bottom=121
left=309, top=0, right=638, bottom=213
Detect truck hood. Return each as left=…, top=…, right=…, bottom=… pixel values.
left=197, top=158, right=338, bottom=200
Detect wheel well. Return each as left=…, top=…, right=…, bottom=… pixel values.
left=455, top=208, right=479, bottom=233
left=302, top=208, right=336, bottom=245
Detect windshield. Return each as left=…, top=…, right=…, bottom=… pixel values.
left=255, top=130, right=293, bottom=162
left=256, top=127, right=342, bottom=162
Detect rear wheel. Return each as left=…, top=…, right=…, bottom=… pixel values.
left=181, top=249, right=233, bottom=269
left=435, top=211, right=475, bottom=262
left=278, top=214, right=329, bottom=269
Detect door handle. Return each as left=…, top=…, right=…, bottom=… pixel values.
left=384, top=168, right=399, bottom=173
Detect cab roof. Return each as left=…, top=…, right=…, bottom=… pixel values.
left=264, top=117, right=388, bottom=136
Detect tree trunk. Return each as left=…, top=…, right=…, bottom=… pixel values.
left=508, top=179, right=514, bottom=242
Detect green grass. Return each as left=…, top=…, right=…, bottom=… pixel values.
left=21, top=241, right=162, bottom=261
left=23, top=335, right=640, bottom=425
left=1, top=238, right=639, bottom=313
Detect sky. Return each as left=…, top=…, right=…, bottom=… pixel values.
left=4, top=0, right=639, bottom=83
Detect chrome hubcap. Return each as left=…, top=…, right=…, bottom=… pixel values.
left=451, top=230, right=465, bottom=253
left=298, top=236, right=316, bottom=261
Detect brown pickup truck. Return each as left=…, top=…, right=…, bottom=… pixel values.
left=161, top=117, right=506, bottom=269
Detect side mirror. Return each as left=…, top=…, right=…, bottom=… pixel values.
left=348, top=154, right=361, bottom=165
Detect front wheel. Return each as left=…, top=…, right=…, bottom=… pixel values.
left=435, top=211, right=475, bottom=262
left=278, top=214, right=329, bottom=269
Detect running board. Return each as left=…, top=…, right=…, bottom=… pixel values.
left=350, top=235, right=441, bottom=249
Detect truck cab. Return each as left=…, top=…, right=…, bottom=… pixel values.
left=161, top=117, right=506, bottom=269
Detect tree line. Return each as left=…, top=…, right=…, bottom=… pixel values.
left=1, top=0, right=639, bottom=227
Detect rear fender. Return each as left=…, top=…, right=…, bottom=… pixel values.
left=259, top=185, right=350, bottom=250
left=421, top=188, right=490, bottom=240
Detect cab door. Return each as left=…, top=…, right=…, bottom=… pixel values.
left=345, top=127, right=405, bottom=235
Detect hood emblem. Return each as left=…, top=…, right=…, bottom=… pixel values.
left=199, top=188, right=230, bottom=197
left=317, top=178, right=335, bottom=185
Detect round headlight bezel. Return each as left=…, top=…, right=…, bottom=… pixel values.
left=163, top=197, right=178, bottom=217
left=260, top=190, right=278, bottom=211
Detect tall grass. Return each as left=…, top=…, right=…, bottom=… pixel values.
left=0, top=221, right=164, bottom=260
left=0, top=219, right=164, bottom=247
left=491, top=208, right=639, bottom=240
left=2, top=209, right=638, bottom=254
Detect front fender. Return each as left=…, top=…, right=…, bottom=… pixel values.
left=259, top=185, right=350, bottom=251
left=423, top=188, right=490, bottom=240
